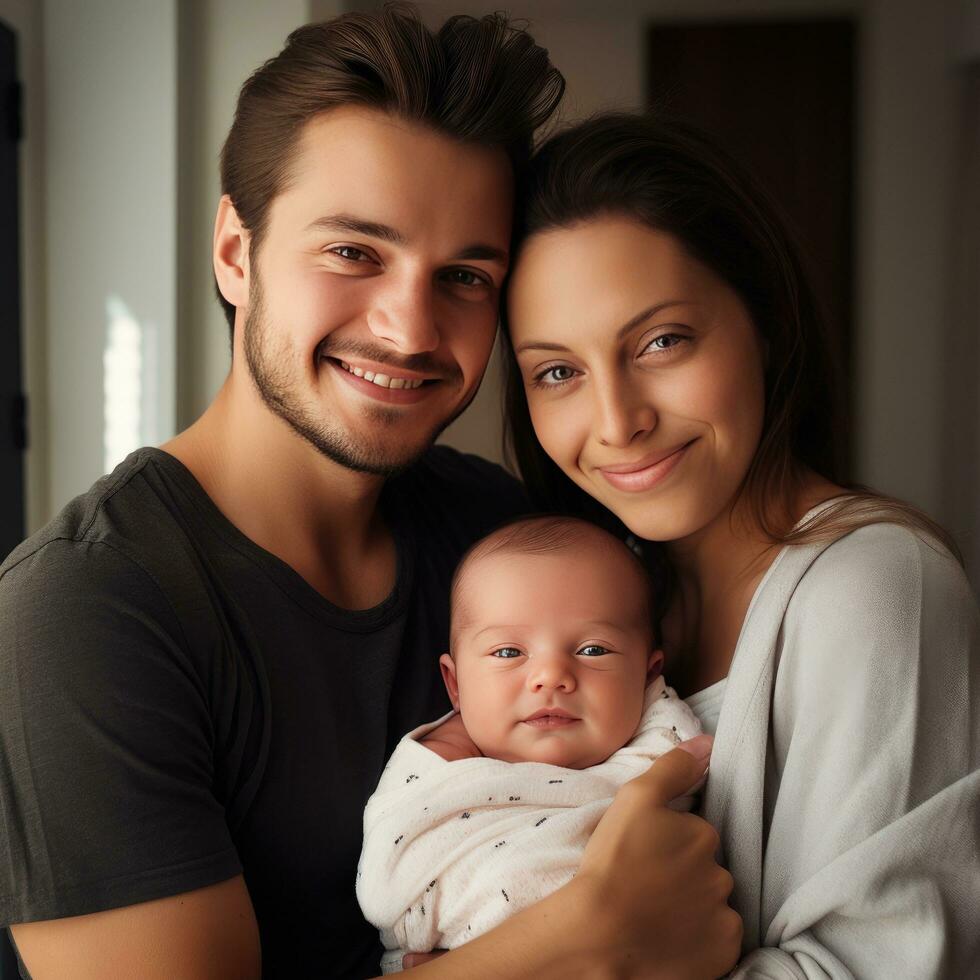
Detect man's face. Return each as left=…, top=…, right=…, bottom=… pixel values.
left=240, top=107, right=513, bottom=474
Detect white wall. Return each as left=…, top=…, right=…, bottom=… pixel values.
left=44, top=0, right=178, bottom=513
left=176, top=0, right=313, bottom=427
left=0, top=0, right=47, bottom=533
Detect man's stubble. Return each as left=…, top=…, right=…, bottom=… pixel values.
left=242, top=273, right=478, bottom=476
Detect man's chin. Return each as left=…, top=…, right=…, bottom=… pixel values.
left=289, top=416, right=449, bottom=477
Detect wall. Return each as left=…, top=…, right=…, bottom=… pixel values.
left=43, top=0, right=178, bottom=514
left=176, top=0, right=313, bottom=428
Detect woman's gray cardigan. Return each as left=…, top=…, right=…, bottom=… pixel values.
left=704, top=521, right=979, bottom=978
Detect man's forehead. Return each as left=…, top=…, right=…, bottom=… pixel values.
left=274, top=105, right=514, bottom=245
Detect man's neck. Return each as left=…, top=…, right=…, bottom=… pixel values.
left=162, top=372, right=397, bottom=610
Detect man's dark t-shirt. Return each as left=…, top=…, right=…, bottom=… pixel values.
left=0, top=446, right=528, bottom=977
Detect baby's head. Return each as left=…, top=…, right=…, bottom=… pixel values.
left=440, top=516, right=663, bottom=769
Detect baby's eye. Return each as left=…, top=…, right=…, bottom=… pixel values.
left=491, top=647, right=523, bottom=659
left=577, top=645, right=609, bottom=657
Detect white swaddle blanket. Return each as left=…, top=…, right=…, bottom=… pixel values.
left=356, top=676, right=702, bottom=974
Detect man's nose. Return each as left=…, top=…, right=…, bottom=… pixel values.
left=593, top=372, right=656, bottom=448
left=366, top=272, right=439, bottom=354
left=527, top=657, right=577, bottom=694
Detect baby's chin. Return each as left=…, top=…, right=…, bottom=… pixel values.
left=481, top=735, right=617, bottom=770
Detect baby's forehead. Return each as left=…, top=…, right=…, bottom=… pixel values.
left=451, top=534, right=652, bottom=633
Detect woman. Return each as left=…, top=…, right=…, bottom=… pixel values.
left=503, top=114, right=980, bottom=977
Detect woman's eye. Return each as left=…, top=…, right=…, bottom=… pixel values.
left=532, top=365, right=578, bottom=387
left=491, top=647, right=523, bottom=659
left=577, top=645, right=609, bottom=657
left=644, top=333, right=685, bottom=354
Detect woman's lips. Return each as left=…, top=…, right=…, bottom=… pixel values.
left=597, top=440, right=695, bottom=493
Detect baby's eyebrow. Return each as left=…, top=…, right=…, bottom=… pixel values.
left=469, top=624, right=532, bottom=640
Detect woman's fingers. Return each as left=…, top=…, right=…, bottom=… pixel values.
left=638, top=736, right=713, bottom=805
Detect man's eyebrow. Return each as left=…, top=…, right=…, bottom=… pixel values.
left=514, top=300, right=694, bottom=354
left=305, top=213, right=407, bottom=245
left=305, top=214, right=508, bottom=265
left=454, top=244, right=509, bottom=265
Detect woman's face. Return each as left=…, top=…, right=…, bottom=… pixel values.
left=507, top=216, right=766, bottom=543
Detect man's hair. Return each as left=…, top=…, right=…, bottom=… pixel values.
left=449, top=515, right=659, bottom=649
left=216, top=1, right=564, bottom=333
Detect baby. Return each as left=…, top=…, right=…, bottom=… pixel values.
left=356, top=516, right=702, bottom=974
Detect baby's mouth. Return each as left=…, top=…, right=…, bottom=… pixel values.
left=523, top=708, right=580, bottom=729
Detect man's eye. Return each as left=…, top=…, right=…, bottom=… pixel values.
left=577, top=645, right=609, bottom=657
left=443, top=269, right=489, bottom=288
left=491, top=647, right=522, bottom=659
left=330, top=245, right=371, bottom=262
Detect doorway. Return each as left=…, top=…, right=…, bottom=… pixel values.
left=0, top=18, right=25, bottom=564
left=648, top=19, right=857, bottom=475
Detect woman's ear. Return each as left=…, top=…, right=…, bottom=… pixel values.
left=213, top=194, right=251, bottom=312
left=439, top=653, right=461, bottom=711
left=646, top=649, right=665, bottom=684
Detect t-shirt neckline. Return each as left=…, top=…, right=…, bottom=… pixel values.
left=132, top=446, right=413, bottom=630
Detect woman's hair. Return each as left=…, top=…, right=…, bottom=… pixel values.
left=501, top=113, right=959, bottom=560
left=217, top=2, right=564, bottom=333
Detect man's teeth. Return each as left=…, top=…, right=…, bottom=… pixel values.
left=339, top=360, right=425, bottom=389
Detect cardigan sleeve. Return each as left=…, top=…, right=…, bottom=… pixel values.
left=732, top=524, right=980, bottom=979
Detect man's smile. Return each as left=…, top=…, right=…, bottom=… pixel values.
left=338, top=360, right=426, bottom=389
left=324, top=355, right=444, bottom=405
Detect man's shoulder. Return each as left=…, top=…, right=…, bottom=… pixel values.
left=1, top=448, right=199, bottom=601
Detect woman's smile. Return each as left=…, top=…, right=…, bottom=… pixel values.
left=595, top=439, right=697, bottom=494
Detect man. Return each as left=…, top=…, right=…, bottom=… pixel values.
left=0, top=7, right=738, bottom=978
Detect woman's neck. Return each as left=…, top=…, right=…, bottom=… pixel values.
left=662, top=470, right=841, bottom=695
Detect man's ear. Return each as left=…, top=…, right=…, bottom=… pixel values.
left=646, top=649, right=665, bottom=685
left=213, top=194, right=250, bottom=311
left=439, top=653, right=460, bottom=711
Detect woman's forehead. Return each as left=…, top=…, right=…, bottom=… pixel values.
left=508, top=217, right=720, bottom=337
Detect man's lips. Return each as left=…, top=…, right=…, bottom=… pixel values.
left=597, top=440, right=696, bottom=493
left=522, top=708, right=580, bottom=729
left=322, top=355, right=443, bottom=405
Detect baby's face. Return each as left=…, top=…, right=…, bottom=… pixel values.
left=441, top=544, right=660, bottom=769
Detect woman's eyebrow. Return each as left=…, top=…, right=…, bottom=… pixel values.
left=514, top=299, right=694, bottom=354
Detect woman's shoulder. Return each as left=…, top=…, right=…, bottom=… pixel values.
left=774, top=519, right=978, bottom=680
left=791, top=519, right=968, bottom=609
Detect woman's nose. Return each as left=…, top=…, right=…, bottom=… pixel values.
left=366, top=273, right=440, bottom=354
left=593, top=375, right=656, bottom=448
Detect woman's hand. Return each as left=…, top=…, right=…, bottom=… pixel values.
left=574, top=735, right=742, bottom=979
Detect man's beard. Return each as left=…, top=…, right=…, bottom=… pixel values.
left=242, top=279, right=473, bottom=476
